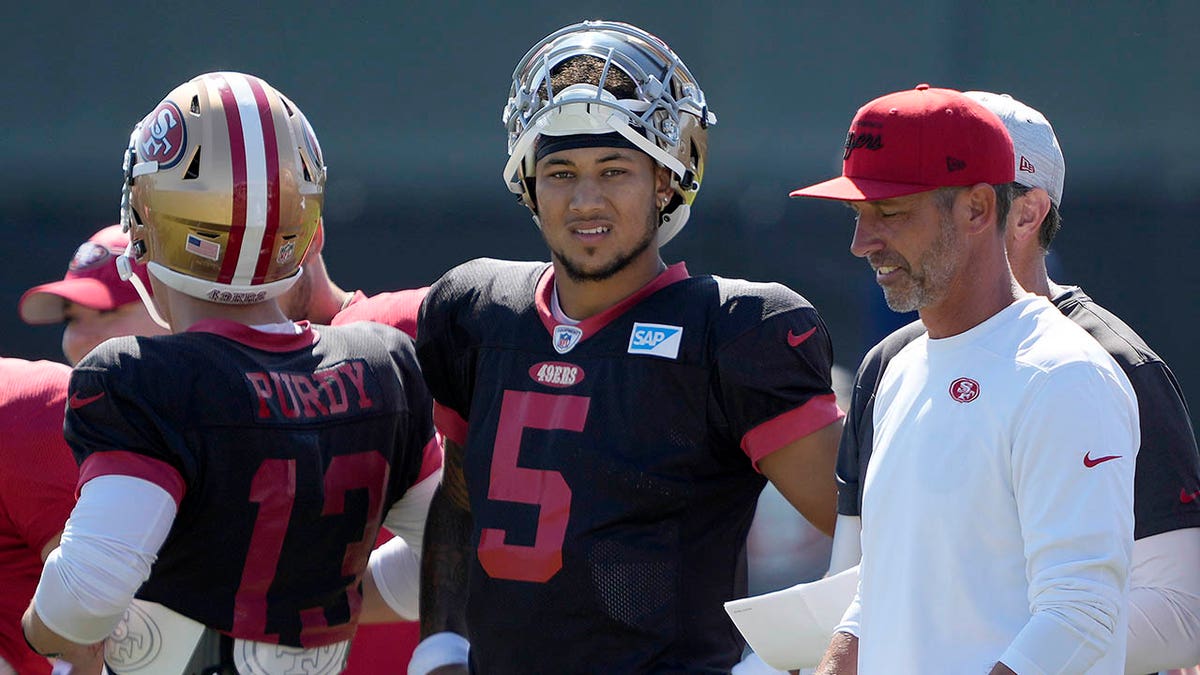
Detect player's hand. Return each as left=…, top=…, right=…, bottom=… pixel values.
left=52, top=641, right=105, bottom=675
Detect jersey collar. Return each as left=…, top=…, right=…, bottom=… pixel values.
left=535, top=262, right=690, bottom=343
left=187, top=318, right=319, bottom=352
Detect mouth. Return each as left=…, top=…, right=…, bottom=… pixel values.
left=869, top=257, right=908, bottom=282
left=569, top=222, right=613, bottom=241
left=575, top=225, right=611, bottom=235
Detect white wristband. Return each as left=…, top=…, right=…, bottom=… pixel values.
left=407, top=631, right=470, bottom=675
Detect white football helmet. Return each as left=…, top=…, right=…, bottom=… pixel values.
left=502, top=20, right=716, bottom=246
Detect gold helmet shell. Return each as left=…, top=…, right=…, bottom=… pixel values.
left=120, top=72, right=325, bottom=304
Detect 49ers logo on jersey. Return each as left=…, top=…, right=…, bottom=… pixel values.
left=137, top=100, right=187, bottom=169
left=949, top=377, right=980, bottom=403
left=529, top=361, right=585, bottom=389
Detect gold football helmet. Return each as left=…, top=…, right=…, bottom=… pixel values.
left=502, top=20, right=716, bottom=246
left=119, top=72, right=325, bottom=305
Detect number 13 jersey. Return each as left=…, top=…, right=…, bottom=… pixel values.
left=65, top=320, right=438, bottom=648
left=417, top=259, right=843, bottom=673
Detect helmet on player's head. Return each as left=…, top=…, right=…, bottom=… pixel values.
left=502, top=20, right=717, bottom=246
left=119, top=71, right=325, bottom=306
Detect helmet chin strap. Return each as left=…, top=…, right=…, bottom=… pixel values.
left=116, top=249, right=171, bottom=330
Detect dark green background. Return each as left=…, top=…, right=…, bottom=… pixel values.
left=4, top=1, right=1196, bottom=428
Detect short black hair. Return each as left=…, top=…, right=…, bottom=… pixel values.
left=544, top=55, right=638, bottom=100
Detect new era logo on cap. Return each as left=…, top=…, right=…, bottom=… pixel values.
left=964, top=91, right=1064, bottom=207
left=790, top=84, right=1014, bottom=202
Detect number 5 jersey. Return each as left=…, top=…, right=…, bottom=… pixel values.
left=416, top=259, right=844, bottom=673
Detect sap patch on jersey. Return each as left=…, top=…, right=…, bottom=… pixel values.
left=628, top=322, right=683, bottom=359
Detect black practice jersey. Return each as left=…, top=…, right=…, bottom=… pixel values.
left=65, top=319, right=435, bottom=647
left=417, top=259, right=843, bottom=674
left=837, top=286, right=1200, bottom=539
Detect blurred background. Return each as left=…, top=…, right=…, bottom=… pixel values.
left=3, top=1, right=1196, bottom=589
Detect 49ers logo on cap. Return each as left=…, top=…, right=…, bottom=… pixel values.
left=949, top=377, right=980, bottom=403
left=137, top=101, right=187, bottom=169
left=68, top=242, right=113, bottom=271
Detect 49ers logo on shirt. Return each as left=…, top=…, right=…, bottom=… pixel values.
left=949, top=377, right=980, bottom=403
left=137, top=100, right=187, bottom=169
left=529, top=361, right=585, bottom=389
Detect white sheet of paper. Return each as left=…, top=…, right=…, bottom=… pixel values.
left=724, top=564, right=860, bottom=670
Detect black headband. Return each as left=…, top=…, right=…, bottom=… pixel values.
left=534, top=132, right=644, bottom=162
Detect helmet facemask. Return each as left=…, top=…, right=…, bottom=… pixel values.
left=502, top=20, right=716, bottom=246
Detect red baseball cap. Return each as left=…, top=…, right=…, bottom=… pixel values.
left=790, top=84, right=1014, bottom=201
left=19, top=224, right=154, bottom=324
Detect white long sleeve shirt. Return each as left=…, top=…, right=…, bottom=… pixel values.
left=839, top=296, right=1139, bottom=674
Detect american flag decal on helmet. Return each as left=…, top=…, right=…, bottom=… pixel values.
left=185, top=233, right=221, bottom=261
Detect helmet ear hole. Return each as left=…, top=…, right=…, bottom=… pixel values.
left=299, top=152, right=313, bottom=182
left=190, top=95, right=200, bottom=115
left=182, top=148, right=201, bottom=180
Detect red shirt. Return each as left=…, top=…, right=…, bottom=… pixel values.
left=333, top=289, right=429, bottom=673
left=0, top=359, right=77, bottom=675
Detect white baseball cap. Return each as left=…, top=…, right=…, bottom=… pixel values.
left=964, top=91, right=1065, bottom=206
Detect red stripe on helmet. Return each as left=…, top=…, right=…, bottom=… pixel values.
left=247, top=77, right=281, bottom=284
left=216, top=75, right=249, bottom=284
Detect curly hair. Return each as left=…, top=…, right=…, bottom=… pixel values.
left=544, top=55, right=638, bottom=100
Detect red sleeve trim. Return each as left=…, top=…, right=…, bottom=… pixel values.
left=740, top=393, right=845, bottom=471
left=77, top=451, right=187, bottom=507
left=433, top=402, right=468, bottom=447
left=416, top=434, right=444, bottom=482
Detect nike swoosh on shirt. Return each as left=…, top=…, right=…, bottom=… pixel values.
left=787, top=327, right=818, bottom=348
left=1082, top=452, right=1121, bottom=468
left=1181, top=488, right=1200, bottom=504
left=68, top=391, right=106, bottom=409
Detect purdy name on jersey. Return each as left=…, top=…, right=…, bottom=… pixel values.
left=246, top=360, right=377, bottom=421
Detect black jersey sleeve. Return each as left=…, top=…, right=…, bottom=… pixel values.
left=837, top=320, right=927, bottom=516
left=1052, top=287, right=1200, bottom=539
left=381, top=323, right=440, bottom=490
left=710, top=281, right=842, bottom=466
left=1124, top=356, right=1200, bottom=538
left=64, top=337, right=190, bottom=501
left=836, top=356, right=876, bottom=518
left=415, top=261, right=491, bottom=425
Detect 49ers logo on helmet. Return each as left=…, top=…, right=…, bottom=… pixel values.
left=137, top=101, right=187, bottom=169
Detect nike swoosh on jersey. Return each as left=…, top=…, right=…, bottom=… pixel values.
left=68, top=391, right=106, bottom=409
left=787, top=327, right=818, bottom=348
left=1181, top=488, right=1200, bottom=504
left=1082, top=452, right=1121, bottom=468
